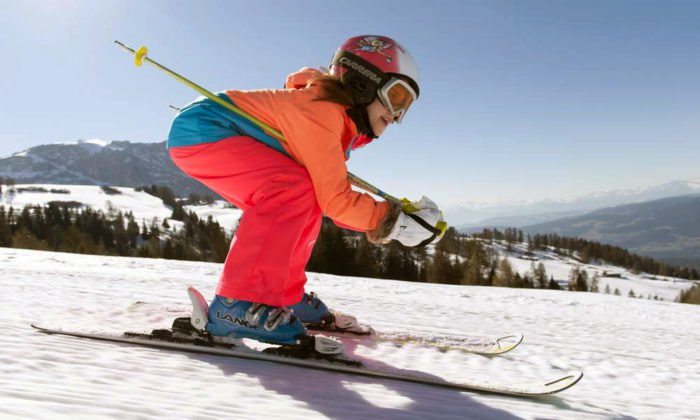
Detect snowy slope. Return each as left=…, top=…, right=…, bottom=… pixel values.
left=493, top=242, right=696, bottom=301
left=0, top=184, right=242, bottom=232
left=2, top=247, right=699, bottom=419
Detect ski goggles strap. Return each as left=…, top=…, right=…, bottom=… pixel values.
left=378, top=77, right=417, bottom=123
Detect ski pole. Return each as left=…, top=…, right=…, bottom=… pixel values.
left=113, top=40, right=402, bottom=205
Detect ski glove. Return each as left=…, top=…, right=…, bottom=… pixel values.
left=367, top=196, right=447, bottom=247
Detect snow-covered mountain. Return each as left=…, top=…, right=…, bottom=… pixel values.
left=521, top=194, right=700, bottom=269
left=450, top=178, right=700, bottom=227
left=1, top=247, right=698, bottom=419
left=0, top=139, right=212, bottom=197
left=0, top=183, right=242, bottom=233
left=491, top=240, right=694, bottom=301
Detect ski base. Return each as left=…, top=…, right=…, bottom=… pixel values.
left=31, top=323, right=582, bottom=397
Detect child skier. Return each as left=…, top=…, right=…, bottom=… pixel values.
left=167, top=35, right=445, bottom=345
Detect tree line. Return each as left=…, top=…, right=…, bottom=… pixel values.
left=0, top=202, right=230, bottom=263
left=1, top=183, right=697, bottom=302
left=473, top=228, right=699, bottom=280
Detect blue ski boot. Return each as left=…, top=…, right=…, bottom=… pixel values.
left=289, top=292, right=329, bottom=324
left=207, top=296, right=306, bottom=345
left=290, top=292, right=362, bottom=332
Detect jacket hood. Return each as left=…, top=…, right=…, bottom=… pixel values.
left=285, top=67, right=325, bottom=90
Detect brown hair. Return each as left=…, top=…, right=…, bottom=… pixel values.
left=308, top=75, right=356, bottom=107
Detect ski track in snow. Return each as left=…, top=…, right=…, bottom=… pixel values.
left=1, top=247, right=699, bottom=419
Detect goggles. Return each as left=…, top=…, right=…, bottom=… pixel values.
left=377, top=77, right=417, bottom=124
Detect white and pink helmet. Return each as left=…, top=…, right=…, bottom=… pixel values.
left=330, top=35, right=420, bottom=116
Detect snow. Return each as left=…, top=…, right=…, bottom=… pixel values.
left=1, top=247, right=699, bottom=419
left=492, top=241, right=695, bottom=301
left=1, top=184, right=243, bottom=233
left=52, top=138, right=112, bottom=148
left=2, top=184, right=171, bottom=222
left=81, top=138, right=111, bottom=147
left=183, top=201, right=242, bottom=232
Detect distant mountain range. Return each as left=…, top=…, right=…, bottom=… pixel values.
left=451, top=178, right=700, bottom=228
left=453, top=183, right=700, bottom=268
left=519, top=194, right=700, bottom=269
left=0, top=139, right=212, bottom=197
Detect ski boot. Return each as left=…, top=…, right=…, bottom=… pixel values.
left=289, top=292, right=369, bottom=335
left=183, top=288, right=340, bottom=354
left=206, top=295, right=306, bottom=345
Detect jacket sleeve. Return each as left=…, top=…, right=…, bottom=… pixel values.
left=275, top=94, right=389, bottom=231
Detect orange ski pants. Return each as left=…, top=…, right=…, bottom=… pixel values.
left=169, top=136, right=322, bottom=306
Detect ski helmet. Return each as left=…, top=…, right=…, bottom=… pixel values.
left=330, top=35, right=420, bottom=123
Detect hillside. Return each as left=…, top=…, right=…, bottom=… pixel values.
left=521, top=194, right=700, bottom=267
left=0, top=183, right=242, bottom=233
left=1, top=247, right=699, bottom=418
left=491, top=241, right=695, bottom=301
left=0, top=139, right=212, bottom=197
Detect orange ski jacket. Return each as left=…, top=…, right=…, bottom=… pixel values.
left=167, top=67, right=389, bottom=231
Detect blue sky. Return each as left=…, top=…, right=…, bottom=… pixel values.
left=1, top=0, right=699, bottom=207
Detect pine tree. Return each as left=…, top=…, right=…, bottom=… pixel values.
left=162, top=239, right=174, bottom=259
left=590, top=274, right=600, bottom=293
left=534, top=262, right=548, bottom=288
left=463, top=253, right=482, bottom=285
left=12, top=226, right=47, bottom=250
left=568, top=266, right=589, bottom=292
left=580, top=245, right=591, bottom=264
left=577, top=269, right=589, bottom=292
left=493, top=258, right=514, bottom=287
left=171, top=202, right=186, bottom=221
left=147, top=236, right=161, bottom=258
left=0, top=207, right=12, bottom=247
left=568, top=266, right=579, bottom=291
left=136, top=220, right=146, bottom=239
left=354, top=236, right=378, bottom=278
left=426, top=247, right=451, bottom=283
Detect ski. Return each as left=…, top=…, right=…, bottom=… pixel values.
left=131, top=287, right=524, bottom=356
left=303, top=317, right=523, bottom=355
left=303, top=311, right=375, bottom=337
left=371, top=332, right=524, bottom=355
left=31, top=323, right=582, bottom=397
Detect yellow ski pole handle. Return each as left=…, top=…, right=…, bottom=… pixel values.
left=114, top=40, right=401, bottom=206
left=114, top=41, right=283, bottom=142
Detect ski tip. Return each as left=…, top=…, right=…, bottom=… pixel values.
left=479, top=333, right=523, bottom=355
left=30, top=324, right=49, bottom=333
left=567, top=371, right=584, bottom=383
left=30, top=324, right=63, bottom=335
left=499, top=333, right=524, bottom=345
left=543, top=371, right=584, bottom=394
